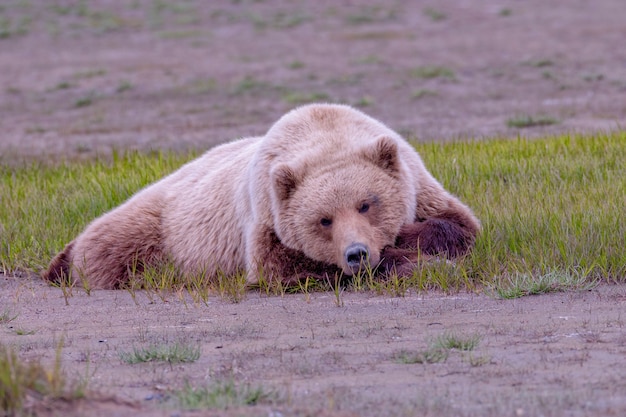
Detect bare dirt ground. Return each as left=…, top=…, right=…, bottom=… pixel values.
left=1, top=1, right=626, bottom=416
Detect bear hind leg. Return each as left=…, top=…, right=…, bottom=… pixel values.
left=41, top=241, right=75, bottom=286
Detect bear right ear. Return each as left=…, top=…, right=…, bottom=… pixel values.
left=364, top=136, right=400, bottom=176
left=272, top=164, right=301, bottom=202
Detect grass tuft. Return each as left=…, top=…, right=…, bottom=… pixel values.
left=411, top=66, right=455, bottom=80
left=506, top=115, right=559, bottom=128
left=173, top=380, right=275, bottom=410
left=433, top=331, right=481, bottom=351
left=0, top=340, right=88, bottom=415
left=394, top=347, right=448, bottom=364
left=120, top=342, right=200, bottom=364
left=0, top=309, right=17, bottom=324
left=491, top=269, right=597, bottom=299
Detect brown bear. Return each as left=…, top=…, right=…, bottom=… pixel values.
left=43, top=104, right=480, bottom=289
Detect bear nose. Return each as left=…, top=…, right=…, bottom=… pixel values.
left=345, top=243, right=370, bottom=269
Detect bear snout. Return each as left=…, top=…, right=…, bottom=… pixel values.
left=344, top=243, right=370, bottom=272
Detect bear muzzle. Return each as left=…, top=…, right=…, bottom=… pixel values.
left=344, top=243, right=371, bottom=274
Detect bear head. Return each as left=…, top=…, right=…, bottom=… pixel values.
left=270, top=136, right=409, bottom=276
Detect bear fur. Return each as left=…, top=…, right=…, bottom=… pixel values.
left=43, top=104, right=480, bottom=289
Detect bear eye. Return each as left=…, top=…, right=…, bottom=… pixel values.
left=358, top=203, right=370, bottom=214
left=320, top=218, right=332, bottom=227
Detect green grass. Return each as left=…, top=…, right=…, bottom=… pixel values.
left=411, top=66, right=456, bottom=80
left=432, top=332, right=481, bottom=351
left=1, top=132, right=625, bottom=295
left=173, top=380, right=275, bottom=410
left=490, top=269, right=597, bottom=299
left=120, top=341, right=201, bottom=364
left=393, top=331, right=480, bottom=364
left=507, top=115, right=559, bottom=128
left=393, top=347, right=448, bottom=364
left=0, top=341, right=87, bottom=415
left=0, top=309, right=17, bottom=324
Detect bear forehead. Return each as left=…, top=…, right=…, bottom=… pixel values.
left=294, top=166, right=401, bottom=206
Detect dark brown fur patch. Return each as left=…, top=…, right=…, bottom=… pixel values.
left=262, top=204, right=480, bottom=284
left=41, top=241, right=74, bottom=285
left=395, top=207, right=479, bottom=258
left=261, top=228, right=343, bottom=285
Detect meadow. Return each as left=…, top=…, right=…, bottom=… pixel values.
left=2, top=132, right=624, bottom=297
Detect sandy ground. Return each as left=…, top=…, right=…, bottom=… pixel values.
left=1, top=1, right=626, bottom=416
left=1, top=276, right=625, bottom=417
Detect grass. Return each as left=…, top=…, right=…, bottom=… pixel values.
left=411, top=66, right=456, bottom=80
left=0, top=309, right=17, bottom=324
left=394, top=331, right=481, bottom=364
left=490, top=269, right=597, bottom=299
left=1, top=132, right=626, bottom=296
left=432, top=331, right=481, bottom=351
left=424, top=8, right=446, bottom=22
left=120, top=341, right=201, bottom=364
left=172, top=380, right=275, bottom=410
left=507, top=115, right=559, bottom=128
left=412, top=89, right=438, bottom=100
left=0, top=340, right=88, bottom=415
left=394, top=347, right=448, bottom=364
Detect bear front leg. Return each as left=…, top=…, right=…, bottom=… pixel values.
left=378, top=205, right=479, bottom=278
left=398, top=205, right=480, bottom=258
left=247, top=226, right=342, bottom=286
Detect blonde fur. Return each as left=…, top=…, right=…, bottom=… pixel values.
left=43, top=104, right=479, bottom=289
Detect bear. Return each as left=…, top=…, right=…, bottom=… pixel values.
left=43, top=103, right=480, bottom=289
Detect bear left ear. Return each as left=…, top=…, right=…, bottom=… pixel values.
left=365, top=136, right=400, bottom=175
left=272, top=164, right=301, bottom=202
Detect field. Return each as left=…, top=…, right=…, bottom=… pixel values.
left=1, top=1, right=626, bottom=416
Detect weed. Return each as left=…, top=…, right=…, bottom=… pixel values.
left=74, top=93, right=96, bottom=108
left=232, top=75, right=271, bottom=95
left=288, top=60, right=305, bottom=69
left=412, top=89, right=438, bottom=100
left=424, top=8, right=446, bottom=22
left=394, top=331, right=481, bottom=365
left=15, top=328, right=36, bottom=336
left=116, top=81, right=132, bottom=93
left=249, top=11, right=309, bottom=30
left=282, top=91, right=330, bottom=105
left=411, top=66, right=455, bottom=80
left=394, top=347, right=448, bottom=364
left=506, top=115, right=559, bottom=128
left=355, top=95, right=374, bottom=107
left=173, top=380, right=275, bottom=410
left=491, top=269, right=597, bottom=299
left=120, top=341, right=200, bottom=364
left=215, top=270, right=247, bottom=303
left=433, top=331, right=481, bottom=351
left=0, top=309, right=17, bottom=323
left=345, top=6, right=396, bottom=25
left=467, top=353, right=491, bottom=367
left=583, top=73, right=604, bottom=82
left=53, top=82, right=73, bottom=90
left=0, top=15, right=31, bottom=39
left=523, top=59, right=554, bottom=68
left=73, top=68, right=106, bottom=79
left=331, top=274, right=344, bottom=307
left=0, top=339, right=88, bottom=415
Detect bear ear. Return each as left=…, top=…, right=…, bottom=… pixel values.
left=365, top=136, right=400, bottom=175
left=272, top=164, right=301, bottom=202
